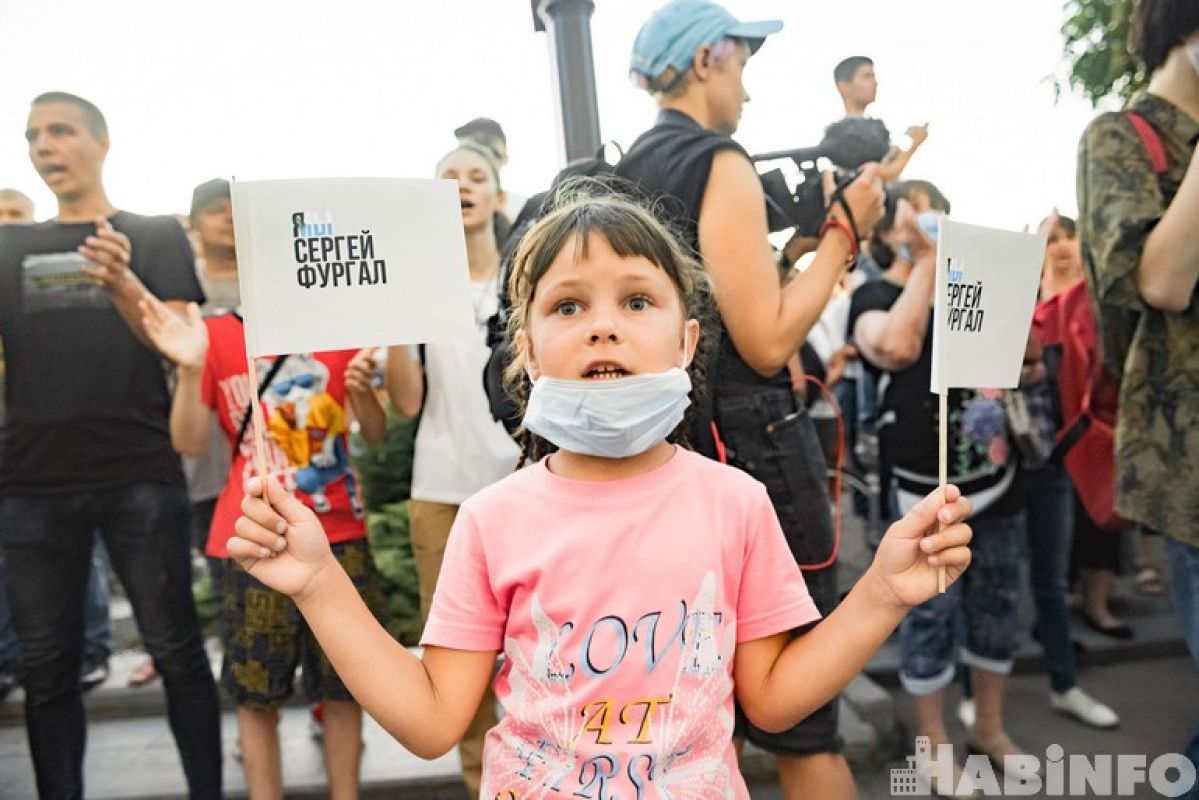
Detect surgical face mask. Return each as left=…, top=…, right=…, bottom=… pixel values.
left=898, top=211, right=943, bottom=263
left=1187, top=42, right=1199, bottom=78
left=522, top=367, right=692, bottom=459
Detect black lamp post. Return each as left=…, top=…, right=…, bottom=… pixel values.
left=532, top=0, right=602, bottom=163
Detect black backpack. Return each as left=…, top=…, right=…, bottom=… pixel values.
left=481, top=131, right=730, bottom=461
left=482, top=146, right=628, bottom=433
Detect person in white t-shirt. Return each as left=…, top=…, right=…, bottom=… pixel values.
left=384, top=142, right=519, bottom=798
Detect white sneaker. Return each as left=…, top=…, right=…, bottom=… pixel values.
left=956, top=698, right=976, bottom=729
left=1051, top=687, right=1119, bottom=729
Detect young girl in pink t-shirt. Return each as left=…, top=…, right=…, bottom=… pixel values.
left=231, top=192, right=974, bottom=799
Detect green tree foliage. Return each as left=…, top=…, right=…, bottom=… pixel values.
left=354, top=409, right=417, bottom=509
left=1060, top=0, right=1148, bottom=105
left=367, top=499, right=424, bottom=645
left=353, top=412, right=424, bottom=645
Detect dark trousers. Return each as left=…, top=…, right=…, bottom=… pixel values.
left=1025, top=464, right=1078, bottom=693
left=716, top=387, right=843, bottom=754
left=0, top=483, right=221, bottom=800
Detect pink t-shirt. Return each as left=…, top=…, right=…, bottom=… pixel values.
left=422, top=447, right=820, bottom=799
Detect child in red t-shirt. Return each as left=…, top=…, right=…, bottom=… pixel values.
left=140, top=299, right=385, bottom=799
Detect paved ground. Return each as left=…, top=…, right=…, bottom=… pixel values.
left=0, top=703, right=462, bottom=799
left=756, top=654, right=1199, bottom=800
left=1, top=654, right=1193, bottom=799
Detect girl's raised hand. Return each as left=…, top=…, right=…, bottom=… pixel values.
left=868, top=485, right=973, bottom=608
left=231, top=475, right=337, bottom=600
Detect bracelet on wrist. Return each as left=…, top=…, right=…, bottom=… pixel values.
left=819, top=217, right=860, bottom=264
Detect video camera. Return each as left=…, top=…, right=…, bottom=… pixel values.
left=753, top=145, right=833, bottom=237
left=753, top=116, right=896, bottom=237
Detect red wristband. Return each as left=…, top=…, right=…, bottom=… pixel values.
left=819, top=217, right=859, bottom=263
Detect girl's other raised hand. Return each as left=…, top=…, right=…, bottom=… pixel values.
left=867, top=485, right=973, bottom=609
left=231, top=474, right=338, bottom=600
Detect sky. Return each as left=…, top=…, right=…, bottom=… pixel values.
left=0, top=0, right=1113, bottom=231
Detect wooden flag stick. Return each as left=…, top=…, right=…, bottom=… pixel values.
left=244, top=352, right=270, bottom=483
left=937, top=391, right=949, bottom=594
left=231, top=175, right=269, bottom=486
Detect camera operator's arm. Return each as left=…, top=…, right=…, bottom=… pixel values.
left=877, top=124, right=928, bottom=183
left=698, top=152, right=883, bottom=377
left=852, top=233, right=936, bottom=372
left=1136, top=146, right=1199, bottom=312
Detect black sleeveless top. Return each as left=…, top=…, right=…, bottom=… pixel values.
left=617, top=110, right=791, bottom=393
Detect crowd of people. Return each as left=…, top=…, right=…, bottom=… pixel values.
left=0, top=0, right=1196, bottom=799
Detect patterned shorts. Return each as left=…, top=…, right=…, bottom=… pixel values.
left=209, top=538, right=384, bottom=708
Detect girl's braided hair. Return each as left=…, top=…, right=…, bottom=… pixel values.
left=502, top=179, right=714, bottom=467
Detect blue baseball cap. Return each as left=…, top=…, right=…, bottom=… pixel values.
left=630, top=0, right=783, bottom=89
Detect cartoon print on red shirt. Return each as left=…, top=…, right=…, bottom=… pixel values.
left=200, top=313, right=366, bottom=559
left=262, top=355, right=361, bottom=518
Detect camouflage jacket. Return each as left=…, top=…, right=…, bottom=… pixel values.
left=1077, top=93, right=1199, bottom=543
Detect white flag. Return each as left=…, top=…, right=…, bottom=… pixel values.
left=930, top=219, right=1045, bottom=393
left=231, top=177, right=476, bottom=356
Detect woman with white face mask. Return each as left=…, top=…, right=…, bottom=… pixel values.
left=383, top=143, right=519, bottom=799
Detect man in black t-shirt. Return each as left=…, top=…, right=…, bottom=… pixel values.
left=0, top=189, right=116, bottom=703
left=622, top=2, right=885, bottom=796
left=0, top=92, right=221, bottom=799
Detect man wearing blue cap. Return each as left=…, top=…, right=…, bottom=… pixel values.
left=620, top=2, right=885, bottom=797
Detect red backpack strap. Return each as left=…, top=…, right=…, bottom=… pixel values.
left=1123, top=111, right=1168, bottom=175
